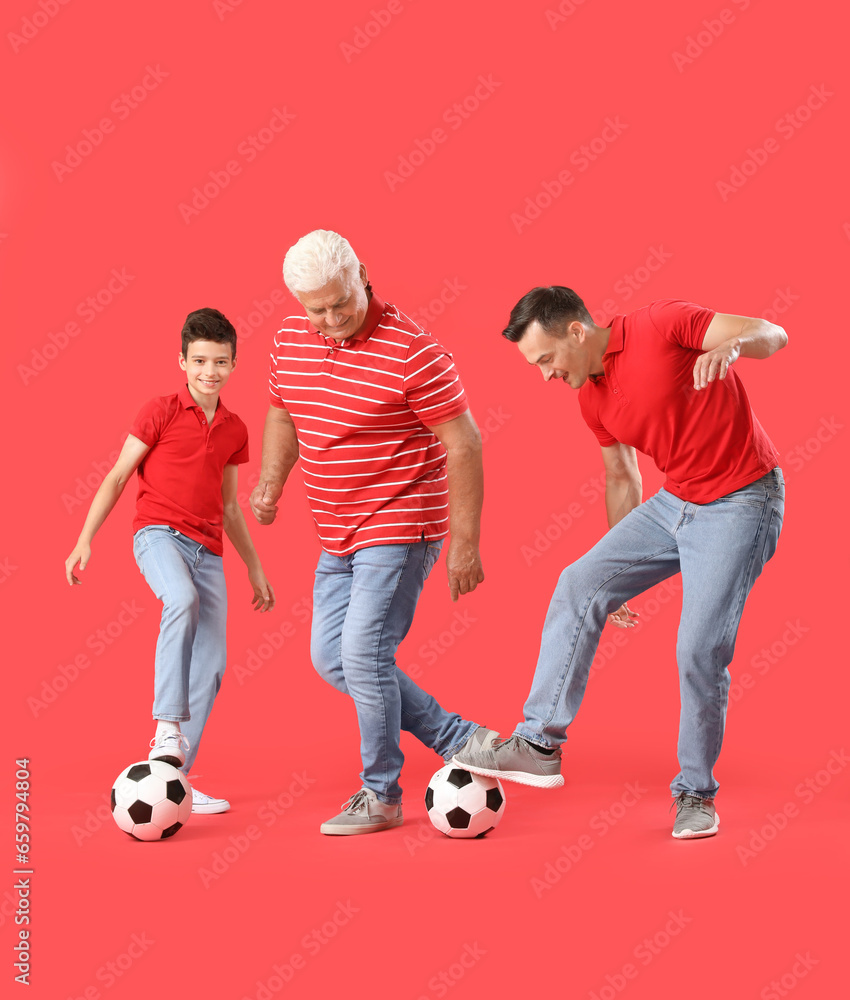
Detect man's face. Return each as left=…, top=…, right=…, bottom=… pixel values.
left=179, top=339, right=235, bottom=401
left=297, top=264, right=370, bottom=341
left=517, top=319, right=593, bottom=389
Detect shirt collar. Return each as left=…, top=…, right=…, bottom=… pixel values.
left=314, top=291, right=385, bottom=346
left=179, top=384, right=230, bottom=420
left=603, top=315, right=625, bottom=357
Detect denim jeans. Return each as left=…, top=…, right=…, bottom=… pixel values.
left=132, top=525, right=227, bottom=774
left=515, top=468, right=785, bottom=799
left=311, top=538, right=477, bottom=804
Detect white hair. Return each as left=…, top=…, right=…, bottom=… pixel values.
left=283, top=230, right=361, bottom=295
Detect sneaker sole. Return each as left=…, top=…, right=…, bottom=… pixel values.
left=192, top=802, right=230, bottom=815
left=672, top=812, right=720, bottom=839
left=320, top=816, right=403, bottom=836
left=149, top=752, right=185, bottom=768
left=451, top=757, right=564, bottom=789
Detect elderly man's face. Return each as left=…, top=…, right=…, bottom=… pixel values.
left=297, top=264, right=370, bottom=341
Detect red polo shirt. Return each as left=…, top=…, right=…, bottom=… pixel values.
left=579, top=300, right=779, bottom=504
left=269, top=292, right=469, bottom=555
left=129, top=386, right=249, bottom=555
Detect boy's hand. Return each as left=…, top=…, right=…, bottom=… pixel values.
left=249, top=569, right=275, bottom=612
left=65, top=544, right=91, bottom=586
left=250, top=482, right=282, bottom=525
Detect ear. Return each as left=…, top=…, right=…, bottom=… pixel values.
left=178, top=352, right=187, bottom=370
left=359, top=262, right=368, bottom=286
left=567, top=319, right=586, bottom=343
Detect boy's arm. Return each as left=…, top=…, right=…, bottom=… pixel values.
left=65, top=434, right=150, bottom=585
left=222, top=464, right=275, bottom=612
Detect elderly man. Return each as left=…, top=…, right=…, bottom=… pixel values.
left=453, top=288, right=786, bottom=839
left=251, top=230, right=494, bottom=835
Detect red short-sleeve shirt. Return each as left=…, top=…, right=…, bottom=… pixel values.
left=578, top=300, right=779, bottom=503
left=130, top=386, right=249, bottom=555
left=268, top=292, right=469, bottom=555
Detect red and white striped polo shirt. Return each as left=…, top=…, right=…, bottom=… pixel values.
left=268, top=292, right=469, bottom=555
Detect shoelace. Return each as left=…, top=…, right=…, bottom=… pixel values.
left=670, top=793, right=710, bottom=814
left=341, top=790, right=371, bottom=815
left=149, top=732, right=191, bottom=752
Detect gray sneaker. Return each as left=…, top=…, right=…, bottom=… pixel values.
left=453, top=725, right=500, bottom=759
left=320, top=788, right=403, bottom=836
left=671, top=793, right=719, bottom=839
left=452, top=734, right=564, bottom=788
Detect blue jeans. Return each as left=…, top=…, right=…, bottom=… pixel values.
left=132, top=525, right=227, bottom=774
left=515, top=468, right=785, bottom=799
left=311, top=539, right=477, bottom=804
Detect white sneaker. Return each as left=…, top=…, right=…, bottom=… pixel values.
left=191, top=787, right=231, bottom=814
left=148, top=731, right=190, bottom=768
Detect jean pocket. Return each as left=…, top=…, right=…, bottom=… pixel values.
left=423, top=541, right=443, bottom=577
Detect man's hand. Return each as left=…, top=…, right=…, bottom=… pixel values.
left=248, top=568, right=276, bottom=612
left=693, top=339, right=741, bottom=391
left=608, top=603, right=639, bottom=629
left=446, top=539, right=484, bottom=602
left=250, top=482, right=283, bottom=525
left=65, top=543, right=91, bottom=585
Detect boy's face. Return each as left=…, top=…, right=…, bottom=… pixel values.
left=179, top=339, right=235, bottom=403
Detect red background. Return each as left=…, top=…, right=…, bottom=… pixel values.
left=3, top=1, right=847, bottom=997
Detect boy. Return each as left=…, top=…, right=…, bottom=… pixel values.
left=65, top=308, right=274, bottom=814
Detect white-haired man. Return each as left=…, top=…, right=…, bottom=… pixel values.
left=251, top=230, right=495, bottom=835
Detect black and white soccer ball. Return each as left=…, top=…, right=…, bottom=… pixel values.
left=111, top=760, right=192, bottom=841
left=425, top=765, right=506, bottom=838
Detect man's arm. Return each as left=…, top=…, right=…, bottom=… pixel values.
left=429, top=410, right=484, bottom=602
left=222, top=464, right=275, bottom=611
left=601, top=443, right=642, bottom=628
left=693, top=312, right=788, bottom=391
left=249, top=405, right=300, bottom=525
left=601, top=442, right=642, bottom=528
left=64, top=434, right=150, bottom=584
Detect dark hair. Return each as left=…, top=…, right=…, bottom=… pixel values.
left=181, top=307, right=237, bottom=359
left=502, top=286, right=592, bottom=342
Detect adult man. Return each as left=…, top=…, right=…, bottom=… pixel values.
left=251, top=230, right=494, bottom=836
left=453, top=288, right=786, bottom=839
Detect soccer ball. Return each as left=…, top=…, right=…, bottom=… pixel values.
left=425, top=765, right=506, bottom=838
left=111, top=761, right=192, bottom=841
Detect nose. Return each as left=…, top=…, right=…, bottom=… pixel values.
left=542, top=367, right=554, bottom=382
